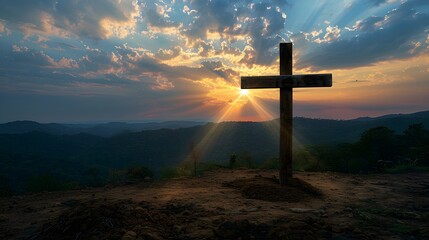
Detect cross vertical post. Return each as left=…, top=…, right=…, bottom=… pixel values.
left=240, top=42, right=332, bottom=186
left=279, top=43, right=293, bottom=184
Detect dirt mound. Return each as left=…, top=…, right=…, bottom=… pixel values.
left=33, top=199, right=207, bottom=240
left=223, top=175, right=323, bottom=202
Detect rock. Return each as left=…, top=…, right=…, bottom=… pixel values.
left=290, top=208, right=313, bottom=213
left=288, top=221, right=309, bottom=229
left=173, top=224, right=183, bottom=232
left=229, top=211, right=241, bottom=215
left=215, top=221, right=242, bottom=238
left=344, top=207, right=353, bottom=212
left=122, top=230, right=137, bottom=240
left=182, top=210, right=192, bottom=216
left=140, top=232, right=162, bottom=240
left=314, top=209, right=326, bottom=215
left=332, top=225, right=342, bottom=233
left=373, top=181, right=388, bottom=185
left=215, top=220, right=266, bottom=239
left=247, top=207, right=258, bottom=212
left=23, top=207, right=36, bottom=213
left=339, top=223, right=351, bottom=231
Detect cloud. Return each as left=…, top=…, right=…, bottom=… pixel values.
left=201, top=60, right=239, bottom=81
left=313, top=25, right=341, bottom=43
left=156, top=46, right=184, bottom=60
left=179, top=0, right=287, bottom=66
left=151, top=75, right=175, bottom=90
left=0, top=21, right=11, bottom=36
left=368, top=0, right=390, bottom=6
left=0, top=0, right=139, bottom=40
left=141, top=1, right=179, bottom=29
left=297, top=0, right=429, bottom=70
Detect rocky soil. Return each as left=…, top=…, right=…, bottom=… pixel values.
left=1, top=169, right=428, bottom=239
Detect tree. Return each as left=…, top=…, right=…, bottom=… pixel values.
left=189, top=142, right=199, bottom=177
left=0, top=175, right=13, bottom=197
left=403, top=123, right=429, bottom=147
left=84, top=167, right=101, bottom=186
left=358, top=126, right=398, bottom=171
left=229, top=153, right=237, bottom=169
left=403, top=124, right=429, bottom=166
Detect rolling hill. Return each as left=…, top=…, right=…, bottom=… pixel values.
left=1, top=110, right=429, bottom=192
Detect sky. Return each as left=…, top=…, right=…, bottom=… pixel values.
left=0, top=0, right=429, bottom=123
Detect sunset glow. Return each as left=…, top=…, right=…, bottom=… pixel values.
left=0, top=0, right=428, bottom=122
left=240, top=89, right=249, bottom=97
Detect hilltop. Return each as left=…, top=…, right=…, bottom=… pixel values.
left=0, top=169, right=428, bottom=239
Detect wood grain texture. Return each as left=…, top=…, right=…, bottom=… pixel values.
left=241, top=74, right=332, bottom=89
left=279, top=43, right=293, bottom=184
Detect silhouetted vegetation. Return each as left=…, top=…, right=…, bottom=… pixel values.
left=296, top=124, right=429, bottom=173
left=1, top=113, right=429, bottom=195
left=108, top=166, right=153, bottom=185
left=26, top=173, right=79, bottom=193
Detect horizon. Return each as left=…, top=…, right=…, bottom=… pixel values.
left=1, top=0, right=429, bottom=122
left=2, top=108, right=428, bottom=125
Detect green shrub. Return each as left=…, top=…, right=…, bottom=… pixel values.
left=160, top=166, right=192, bottom=179
left=26, top=173, right=79, bottom=193
left=201, top=162, right=227, bottom=171
left=386, top=164, right=429, bottom=173
left=108, top=165, right=153, bottom=184
left=229, top=153, right=237, bottom=169
left=259, top=157, right=279, bottom=169
left=0, top=175, right=13, bottom=197
left=127, top=166, right=153, bottom=180
left=293, top=148, right=319, bottom=171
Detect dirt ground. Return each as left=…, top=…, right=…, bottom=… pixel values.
left=0, top=169, right=428, bottom=239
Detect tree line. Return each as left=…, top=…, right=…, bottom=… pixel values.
left=1, top=123, right=428, bottom=196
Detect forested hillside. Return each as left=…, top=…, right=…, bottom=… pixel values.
left=1, top=111, right=429, bottom=194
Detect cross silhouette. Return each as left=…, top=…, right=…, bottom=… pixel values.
left=241, top=43, right=332, bottom=185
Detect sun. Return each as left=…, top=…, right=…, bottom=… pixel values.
left=240, top=89, right=248, bottom=96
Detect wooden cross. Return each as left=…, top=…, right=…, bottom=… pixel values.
left=241, top=43, right=332, bottom=185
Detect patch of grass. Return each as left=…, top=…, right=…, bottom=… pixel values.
left=386, top=165, right=429, bottom=173
left=360, top=207, right=424, bottom=220
left=159, top=166, right=193, bottom=179
left=391, top=223, right=418, bottom=235
left=259, top=157, right=279, bottom=170
left=354, top=205, right=427, bottom=237
left=201, top=162, right=227, bottom=171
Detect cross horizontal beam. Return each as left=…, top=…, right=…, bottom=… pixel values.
left=241, top=74, right=332, bottom=89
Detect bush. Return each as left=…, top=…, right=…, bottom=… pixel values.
left=160, top=166, right=192, bottom=179
left=386, top=164, right=429, bottom=173
left=259, top=157, right=279, bottom=169
left=229, top=153, right=237, bottom=169
left=127, top=166, right=153, bottom=180
left=27, top=173, right=79, bottom=193
left=0, top=175, right=13, bottom=197
left=293, top=148, right=319, bottom=171
left=201, top=162, right=227, bottom=171
left=108, top=166, right=153, bottom=184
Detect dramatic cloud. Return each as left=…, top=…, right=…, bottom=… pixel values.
left=142, top=1, right=179, bottom=30
left=297, top=0, right=429, bottom=70
left=0, top=0, right=139, bottom=39
left=180, top=0, right=287, bottom=66
left=1, top=0, right=428, bottom=122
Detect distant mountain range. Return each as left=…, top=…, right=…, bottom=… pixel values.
left=0, top=120, right=207, bottom=137
left=1, top=110, right=429, bottom=190
left=1, top=110, right=429, bottom=142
